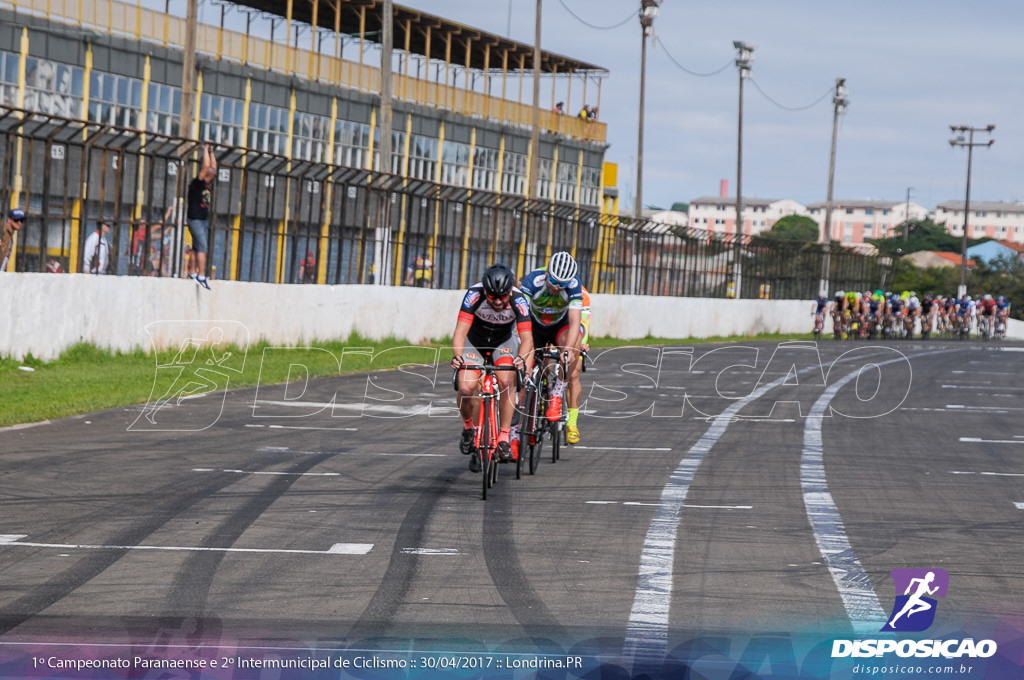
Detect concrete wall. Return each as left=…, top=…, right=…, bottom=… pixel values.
left=2, top=273, right=1019, bottom=360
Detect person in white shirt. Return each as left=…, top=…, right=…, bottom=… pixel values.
left=84, top=220, right=112, bottom=274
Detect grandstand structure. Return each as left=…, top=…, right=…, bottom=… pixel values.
left=0, top=0, right=886, bottom=298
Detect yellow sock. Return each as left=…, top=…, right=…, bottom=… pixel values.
left=567, top=408, right=579, bottom=428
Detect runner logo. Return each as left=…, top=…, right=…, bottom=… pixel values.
left=881, top=568, right=949, bottom=632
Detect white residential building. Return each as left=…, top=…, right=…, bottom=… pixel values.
left=932, top=201, right=1024, bottom=243
left=688, top=196, right=807, bottom=237
left=805, top=200, right=928, bottom=243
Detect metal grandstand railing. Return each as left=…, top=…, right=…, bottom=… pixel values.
left=0, top=107, right=892, bottom=299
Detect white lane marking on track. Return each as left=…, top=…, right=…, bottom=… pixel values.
left=949, top=471, right=1024, bottom=477
left=587, top=501, right=752, bottom=509
left=0, top=534, right=372, bottom=555
left=623, top=364, right=805, bottom=667
left=623, top=347, right=943, bottom=669
left=942, top=384, right=1024, bottom=391
left=256, top=447, right=444, bottom=457
left=245, top=424, right=359, bottom=431
left=574, top=446, right=672, bottom=452
left=193, top=468, right=341, bottom=476
left=999, top=347, right=1024, bottom=352
left=400, top=548, right=460, bottom=555
left=947, top=404, right=1024, bottom=411
left=255, top=400, right=431, bottom=415
left=959, top=437, right=1024, bottom=444
left=1016, top=503, right=1024, bottom=510
left=801, top=356, right=927, bottom=632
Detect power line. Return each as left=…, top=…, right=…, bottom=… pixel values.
left=554, top=0, right=636, bottom=30
left=748, top=77, right=834, bottom=111
left=656, top=38, right=732, bottom=77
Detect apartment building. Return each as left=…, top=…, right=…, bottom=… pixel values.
left=687, top=196, right=807, bottom=237
left=805, top=200, right=928, bottom=243
left=933, top=201, right=1024, bottom=243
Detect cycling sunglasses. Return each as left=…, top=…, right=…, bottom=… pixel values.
left=546, top=274, right=567, bottom=289
left=485, top=292, right=510, bottom=303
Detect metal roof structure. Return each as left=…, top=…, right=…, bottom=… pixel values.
left=232, top=0, right=608, bottom=75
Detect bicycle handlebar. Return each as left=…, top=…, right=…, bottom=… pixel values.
left=452, top=363, right=523, bottom=391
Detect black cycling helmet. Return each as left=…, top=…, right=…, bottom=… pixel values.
left=481, top=263, right=515, bottom=298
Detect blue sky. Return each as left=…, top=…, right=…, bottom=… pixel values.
left=391, top=0, right=1021, bottom=211
left=183, top=0, right=1022, bottom=211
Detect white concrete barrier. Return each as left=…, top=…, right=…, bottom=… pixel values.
left=2, top=273, right=1018, bottom=360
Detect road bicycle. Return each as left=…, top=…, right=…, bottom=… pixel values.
left=977, top=314, right=992, bottom=341
left=518, top=347, right=568, bottom=475
left=454, top=362, right=521, bottom=500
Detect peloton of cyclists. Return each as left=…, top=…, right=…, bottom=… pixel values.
left=451, top=264, right=534, bottom=473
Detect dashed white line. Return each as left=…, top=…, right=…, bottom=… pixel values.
left=573, top=446, right=672, bottom=452
left=245, top=424, right=358, bottom=431
left=949, top=471, right=1024, bottom=477
left=959, top=437, right=1024, bottom=445
left=193, top=468, right=340, bottom=477
left=0, top=534, right=372, bottom=555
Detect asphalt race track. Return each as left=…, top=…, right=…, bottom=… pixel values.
left=1, top=339, right=1023, bottom=677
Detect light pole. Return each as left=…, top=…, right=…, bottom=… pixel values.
left=902, top=186, right=913, bottom=241
left=732, top=40, right=753, bottom=299
left=949, top=124, right=994, bottom=298
left=819, top=77, right=847, bottom=297
left=634, top=0, right=660, bottom=221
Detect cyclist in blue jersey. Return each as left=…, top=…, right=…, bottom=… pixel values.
left=996, top=295, right=1011, bottom=332
left=451, top=264, right=534, bottom=472
left=518, top=251, right=584, bottom=432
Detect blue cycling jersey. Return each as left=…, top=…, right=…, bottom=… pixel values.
left=519, top=268, right=584, bottom=327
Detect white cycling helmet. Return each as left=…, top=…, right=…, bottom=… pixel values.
left=547, top=251, right=578, bottom=285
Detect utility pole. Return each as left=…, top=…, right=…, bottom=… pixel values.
left=733, top=40, right=753, bottom=299
left=902, top=186, right=913, bottom=242
left=635, top=0, right=660, bottom=221
left=527, top=0, right=542, bottom=205
left=949, top=124, right=994, bottom=298
left=819, top=77, right=847, bottom=297
left=379, top=0, right=393, bottom=174
left=181, top=0, right=197, bottom=139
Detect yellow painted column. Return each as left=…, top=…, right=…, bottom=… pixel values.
left=391, top=114, right=414, bottom=285
left=6, top=28, right=29, bottom=271
left=276, top=87, right=297, bottom=284
left=493, top=133, right=507, bottom=266
left=134, top=55, right=152, bottom=222
left=571, top=147, right=584, bottom=258
left=429, top=121, right=444, bottom=262
left=285, top=0, right=293, bottom=75
left=69, top=43, right=94, bottom=273
left=458, top=127, right=477, bottom=289
left=367, top=107, right=376, bottom=171
left=229, top=77, right=252, bottom=281
left=317, top=96, right=338, bottom=284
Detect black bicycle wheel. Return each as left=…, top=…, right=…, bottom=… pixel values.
left=525, top=386, right=543, bottom=475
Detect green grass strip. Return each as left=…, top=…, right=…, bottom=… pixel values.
left=0, top=331, right=812, bottom=428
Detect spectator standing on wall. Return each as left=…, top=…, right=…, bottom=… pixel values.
left=84, top=220, right=112, bottom=274
left=554, top=101, right=564, bottom=114
left=1, top=208, right=24, bottom=271
left=186, top=143, right=216, bottom=290
left=131, top=218, right=148, bottom=275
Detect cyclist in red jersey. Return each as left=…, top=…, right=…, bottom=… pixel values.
left=451, top=264, right=534, bottom=472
